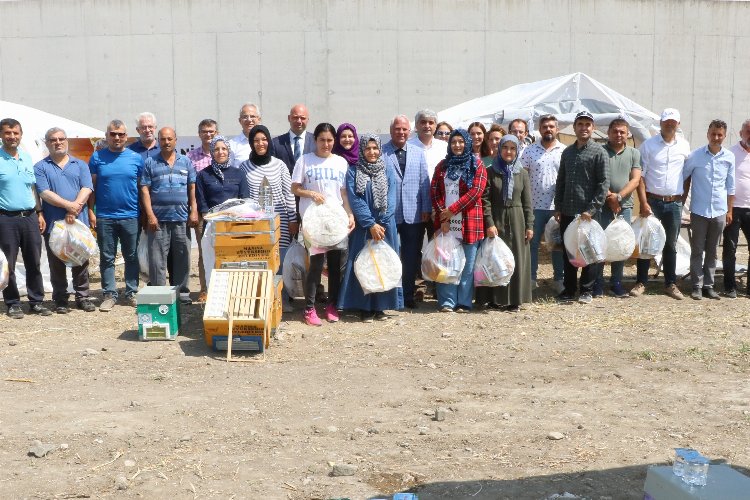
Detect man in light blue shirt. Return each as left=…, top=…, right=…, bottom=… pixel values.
left=683, top=119, right=735, bottom=300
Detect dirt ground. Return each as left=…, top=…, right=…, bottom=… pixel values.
left=2, top=251, right=750, bottom=500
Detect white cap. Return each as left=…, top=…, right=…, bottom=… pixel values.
left=660, top=108, right=680, bottom=122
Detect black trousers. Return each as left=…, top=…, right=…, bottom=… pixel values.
left=305, top=249, right=342, bottom=309
left=722, top=207, right=750, bottom=292
left=44, top=232, right=90, bottom=303
left=559, top=215, right=600, bottom=295
left=0, top=214, right=44, bottom=306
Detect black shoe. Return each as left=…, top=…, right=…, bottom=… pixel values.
left=702, top=287, right=720, bottom=300
left=29, top=304, right=52, bottom=316
left=54, top=302, right=70, bottom=314
left=7, top=305, right=24, bottom=319
left=724, top=289, right=737, bottom=299
left=360, top=311, right=375, bottom=323
left=556, top=292, right=575, bottom=303
left=76, top=299, right=96, bottom=312
left=405, top=301, right=417, bottom=309
left=505, top=305, right=520, bottom=312
left=374, top=311, right=389, bottom=321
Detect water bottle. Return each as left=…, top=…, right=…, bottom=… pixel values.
left=259, top=176, right=274, bottom=215
left=673, top=448, right=695, bottom=477
left=684, top=454, right=709, bottom=486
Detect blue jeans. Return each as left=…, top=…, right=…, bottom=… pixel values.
left=636, top=198, right=682, bottom=286
left=530, top=209, right=564, bottom=281
left=598, top=207, right=632, bottom=285
left=436, top=240, right=479, bottom=309
left=97, top=218, right=139, bottom=299
left=398, top=222, right=426, bottom=303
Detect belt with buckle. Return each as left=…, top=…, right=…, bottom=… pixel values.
left=646, top=193, right=681, bottom=203
left=0, top=209, right=35, bottom=217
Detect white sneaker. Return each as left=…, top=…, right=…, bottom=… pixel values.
left=553, top=280, right=565, bottom=294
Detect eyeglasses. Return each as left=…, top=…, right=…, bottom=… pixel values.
left=108, top=132, right=127, bottom=138
left=199, top=129, right=217, bottom=135
left=240, top=115, right=259, bottom=121
left=435, top=131, right=451, bottom=137
left=46, top=137, right=67, bottom=143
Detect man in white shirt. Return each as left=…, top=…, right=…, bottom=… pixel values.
left=631, top=108, right=691, bottom=300
left=406, top=109, right=447, bottom=181
left=721, top=118, right=750, bottom=298
left=520, top=114, right=565, bottom=293
left=228, top=103, right=261, bottom=162
left=509, top=118, right=531, bottom=156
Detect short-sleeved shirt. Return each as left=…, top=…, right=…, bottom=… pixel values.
left=683, top=145, right=735, bottom=218
left=520, top=140, right=565, bottom=210
left=290, top=152, right=348, bottom=218
left=34, top=155, right=93, bottom=234
left=187, top=146, right=212, bottom=172
left=603, top=144, right=642, bottom=209
left=0, top=148, right=36, bottom=211
left=639, top=134, right=691, bottom=196
left=128, top=140, right=161, bottom=161
left=89, top=148, right=144, bottom=219
left=141, top=153, right=196, bottom=222
left=731, top=142, right=750, bottom=208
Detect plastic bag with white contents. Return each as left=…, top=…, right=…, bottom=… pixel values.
left=48, top=219, right=99, bottom=267
left=421, top=232, right=466, bottom=284
left=282, top=239, right=308, bottom=298
left=631, top=215, right=666, bottom=259
left=302, top=201, right=350, bottom=249
left=354, top=240, right=403, bottom=294
left=474, top=237, right=515, bottom=287
left=563, top=216, right=607, bottom=268
left=604, top=216, right=636, bottom=262
left=544, top=216, right=564, bottom=251
left=0, top=249, right=9, bottom=291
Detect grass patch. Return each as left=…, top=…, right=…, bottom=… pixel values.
left=636, top=350, right=657, bottom=361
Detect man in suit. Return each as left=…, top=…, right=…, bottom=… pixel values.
left=382, top=115, right=431, bottom=308
left=272, top=104, right=315, bottom=175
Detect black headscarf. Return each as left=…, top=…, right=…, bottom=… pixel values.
left=249, top=125, right=274, bottom=165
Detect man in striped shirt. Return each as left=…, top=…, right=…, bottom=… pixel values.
left=141, top=127, right=198, bottom=304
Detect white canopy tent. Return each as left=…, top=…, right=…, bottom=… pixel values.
left=437, top=72, right=660, bottom=144
left=0, top=100, right=103, bottom=162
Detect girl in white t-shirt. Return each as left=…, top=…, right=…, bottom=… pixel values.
left=291, top=123, right=355, bottom=326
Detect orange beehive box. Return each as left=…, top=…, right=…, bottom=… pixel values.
left=214, top=226, right=281, bottom=247
left=214, top=215, right=279, bottom=233
left=214, top=241, right=280, bottom=272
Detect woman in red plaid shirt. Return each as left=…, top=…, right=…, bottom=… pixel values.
left=430, top=128, right=488, bottom=312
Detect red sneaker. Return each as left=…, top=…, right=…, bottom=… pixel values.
left=325, top=304, right=340, bottom=322
left=303, top=308, right=322, bottom=326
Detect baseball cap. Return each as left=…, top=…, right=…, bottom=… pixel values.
left=660, top=108, right=680, bottom=122
left=574, top=110, right=594, bottom=123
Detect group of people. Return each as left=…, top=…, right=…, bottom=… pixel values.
left=0, top=102, right=747, bottom=325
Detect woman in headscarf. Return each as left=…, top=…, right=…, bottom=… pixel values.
left=332, top=123, right=360, bottom=166
left=339, top=133, right=403, bottom=322
left=196, top=135, right=249, bottom=217
left=476, top=134, right=533, bottom=311
left=239, top=125, right=298, bottom=263
left=430, top=128, right=488, bottom=312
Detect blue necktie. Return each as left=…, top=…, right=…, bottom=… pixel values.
left=293, top=135, right=301, bottom=163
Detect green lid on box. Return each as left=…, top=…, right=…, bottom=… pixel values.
left=136, top=286, right=177, bottom=304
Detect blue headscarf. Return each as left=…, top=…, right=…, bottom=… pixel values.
left=494, top=134, right=522, bottom=205
left=444, top=128, right=478, bottom=188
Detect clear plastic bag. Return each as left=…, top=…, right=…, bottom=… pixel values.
left=604, top=216, right=636, bottom=262
left=354, top=240, right=403, bottom=294
left=473, top=237, right=515, bottom=287
left=421, top=232, right=466, bottom=284
left=0, top=249, right=9, bottom=292
left=544, top=216, right=564, bottom=251
left=282, top=239, right=308, bottom=298
left=138, top=229, right=149, bottom=275
left=48, top=219, right=99, bottom=267
left=631, top=215, right=666, bottom=259
left=563, top=216, right=607, bottom=268
left=302, top=200, right=350, bottom=249
left=203, top=198, right=264, bottom=220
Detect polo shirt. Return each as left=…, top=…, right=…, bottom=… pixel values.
left=0, top=148, right=36, bottom=211
left=128, top=140, right=161, bottom=161
left=639, top=134, right=691, bottom=196
left=89, top=148, right=144, bottom=219
left=683, top=145, right=735, bottom=218
left=34, top=155, right=93, bottom=234
left=141, top=153, right=196, bottom=222
left=730, top=142, right=750, bottom=208
left=603, top=144, right=641, bottom=209
left=554, top=140, right=609, bottom=217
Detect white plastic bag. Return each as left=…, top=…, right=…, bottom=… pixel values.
left=421, top=232, right=466, bottom=284
left=201, top=221, right=216, bottom=286
left=631, top=215, right=666, bottom=259
left=302, top=201, right=350, bottom=249
left=474, top=237, right=515, bottom=287
left=203, top=198, right=264, bottom=219
left=354, top=240, right=402, bottom=294
left=282, top=239, right=308, bottom=298
left=563, top=216, right=607, bottom=268
left=544, top=216, right=564, bottom=251
left=0, top=249, right=9, bottom=292
left=137, top=230, right=149, bottom=275
left=604, top=216, right=636, bottom=262
left=48, top=219, right=99, bottom=267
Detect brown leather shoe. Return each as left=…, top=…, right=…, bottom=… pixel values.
left=665, top=284, right=684, bottom=300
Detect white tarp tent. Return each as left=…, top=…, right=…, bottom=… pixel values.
left=0, top=100, right=103, bottom=162
left=437, top=72, right=660, bottom=144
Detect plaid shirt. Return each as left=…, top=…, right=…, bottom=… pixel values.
left=187, top=146, right=212, bottom=172
left=554, top=140, right=609, bottom=217
left=431, top=159, right=488, bottom=244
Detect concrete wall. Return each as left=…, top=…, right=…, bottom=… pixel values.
left=1, top=0, right=749, bottom=144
